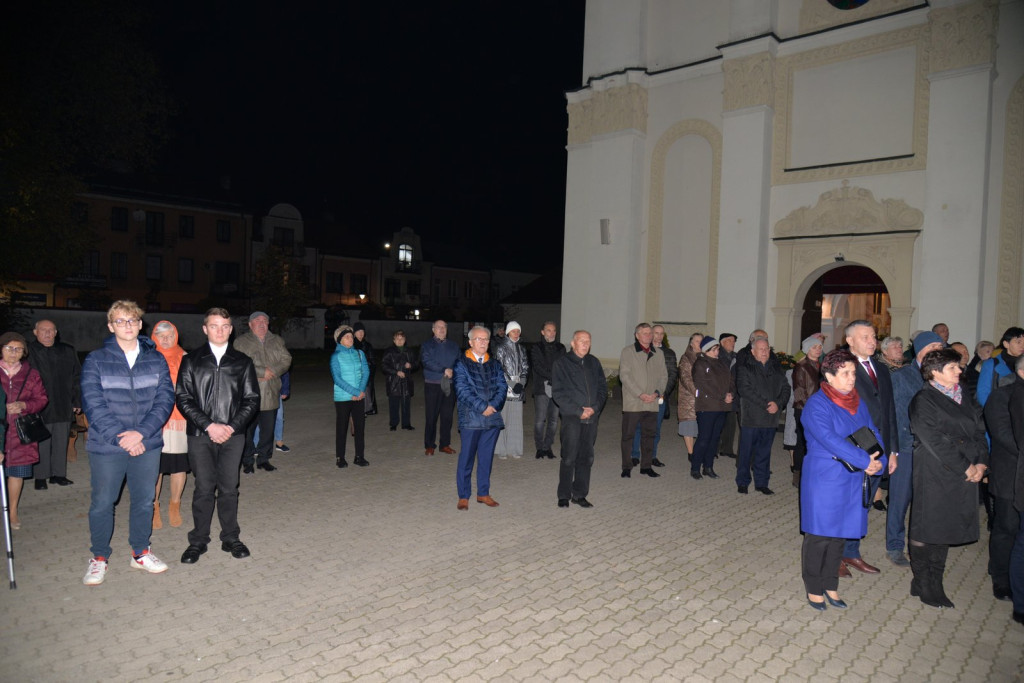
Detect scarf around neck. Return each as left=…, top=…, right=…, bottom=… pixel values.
left=820, top=380, right=860, bottom=415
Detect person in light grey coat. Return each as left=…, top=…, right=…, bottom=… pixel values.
left=494, top=321, right=529, bottom=459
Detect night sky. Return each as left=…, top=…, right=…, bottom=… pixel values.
left=152, top=4, right=586, bottom=270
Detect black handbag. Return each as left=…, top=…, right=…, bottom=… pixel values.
left=832, top=426, right=882, bottom=508
left=12, top=370, right=51, bottom=445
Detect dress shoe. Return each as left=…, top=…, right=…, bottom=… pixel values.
left=558, top=499, right=569, bottom=508
left=390, top=426, right=397, bottom=431
left=825, top=593, right=848, bottom=609
left=872, top=499, right=886, bottom=511
left=640, top=468, right=660, bottom=478
left=631, top=458, right=640, bottom=467
left=755, top=486, right=775, bottom=496
left=242, top=464, right=255, bottom=474
left=336, top=458, right=348, bottom=468
left=536, top=450, right=547, bottom=459
left=457, top=499, right=469, bottom=510
left=49, top=476, right=73, bottom=486
left=652, top=458, right=666, bottom=468
left=256, top=462, right=277, bottom=472
left=690, top=471, right=702, bottom=480
left=571, top=497, right=593, bottom=508
left=34, top=479, right=48, bottom=490
left=702, top=468, right=719, bottom=479
left=838, top=562, right=852, bottom=578
left=221, top=540, right=251, bottom=559
left=353, top=457, right=369, bottom=467
left=439, top=446, right=456, bottom=454
left=476, top=495, right=499, bottom=507
left=425, top=448, right=435, bottom=456
left=180, top=544, right=207, bottom=564
left=737, top=485, right=748, bottom=494
left=842, top=557, right=880, bottom=574
left=994, top=586, right=1013, bottom=601
left=887, top=550, right=911, bottom=567
left=719, top=452, right=737, bottom=459
left=621, top=469, right=631, bottom=478
left=1013, top=611, right=1024, bottom=624
left=544, top=450, right=556, bottom=459
left=807, top=596, right=827, bottom=611
left=402, top=425, right=415, bottom=430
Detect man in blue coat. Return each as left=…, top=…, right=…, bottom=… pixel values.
left=453, top=326, right=507, bottom=510
left=81, top=300, right=175, bottom=586
left=421, top=320, right=460, bottom=456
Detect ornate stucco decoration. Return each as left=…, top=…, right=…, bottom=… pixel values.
left=723, top=52, right=774, bottom=112
left=774, top=181, right=923, bottom=238
left=799, top=0, right=918, bottom=33
left=928, top=0, right=998, bottom=74
left=772, top=23, right=929, bottom=185
left=567, top=83, right=648, bottom=145
left=994, top=76, right=1024, bottom=336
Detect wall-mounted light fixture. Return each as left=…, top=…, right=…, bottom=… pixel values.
left=600, top=218, right=611, bottom=245
left=834, top=253, right=845, bottom=262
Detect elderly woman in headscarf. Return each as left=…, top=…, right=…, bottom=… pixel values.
left=1, top=331, right=48, bottom=530
left=789, top=334, right=824, bottom=488
left=151, top=321, right=188, bottom=529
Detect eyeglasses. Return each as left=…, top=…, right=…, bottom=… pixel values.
left=111, top=319, right=142, bottom=328
left=470, top=337, right=489, bottom=343
left=2, top=345, right=25, bottom=353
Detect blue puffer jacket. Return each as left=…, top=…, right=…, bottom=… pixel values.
left=454, top=350, right=507, bottom=431
left=331, top=345, right=369, bottom=402
left=81, top=334, right=175, bottom=456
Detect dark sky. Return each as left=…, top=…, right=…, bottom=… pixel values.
left=151, top=4, right=586, bottom=270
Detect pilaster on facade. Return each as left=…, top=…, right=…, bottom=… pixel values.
left=927, top=0, right=998, bottom=76
left=566, top=71, right=648, bottom=146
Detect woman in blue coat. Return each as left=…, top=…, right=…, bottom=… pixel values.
left=331, top=326, right=369, bottom=469
left=800, top=349, right=886, bottom=611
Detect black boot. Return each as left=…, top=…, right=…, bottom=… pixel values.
left=910, top=543, right=942, bottom=608
left=930, top=544, right=954, bottom=608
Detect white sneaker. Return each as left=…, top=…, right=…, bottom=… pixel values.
left=83, top=557, right=108, bottom=586
left=129, top=549, right=168, bottom=574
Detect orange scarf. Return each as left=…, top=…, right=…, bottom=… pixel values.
left=155, top=321, right=186, bottom=428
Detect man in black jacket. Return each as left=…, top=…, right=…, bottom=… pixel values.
left=552, top=330, right=607, bottom=508
left=735, top=338, right=790, bottom=495
left=28, top=319, right=81, bottom=489
left=175, top=308, right=260, bottom=564
left=530, top=321, right=565, bottom=459
left=1006, top=355, right=1024, bottom=625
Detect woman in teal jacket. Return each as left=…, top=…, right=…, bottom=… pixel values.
left=331, top=326, right=369, bottom=468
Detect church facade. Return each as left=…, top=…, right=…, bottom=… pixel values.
left=561, top=0, right=1023, bottom=364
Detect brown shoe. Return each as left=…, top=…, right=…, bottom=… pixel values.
left=425, top=448, right=435, bottom=456
left=843, top=557, right=880, bottom=574
left=476, top=495, right=499, bottom=507
left=838, top=561, right=852, bottom=578
left=457, top=499, right=469, bottom=510
left=168, top=501, right=182, bottom=528
left=152, top=502, right=162, bottom=530
left=439, top=446, right=456, bottom=454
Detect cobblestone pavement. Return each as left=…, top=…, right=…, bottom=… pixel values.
left=2, top=365, right=1022, bottom=682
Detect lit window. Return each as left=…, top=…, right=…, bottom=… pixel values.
left=398, top=244, right=413, bottom=266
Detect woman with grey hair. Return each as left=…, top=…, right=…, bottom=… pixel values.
left=878, top=337, right=905, bottom=372
left=151, top=320, right=189, bottom=528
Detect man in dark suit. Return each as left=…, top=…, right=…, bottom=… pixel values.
left=841, top=320, right=899, bottom=575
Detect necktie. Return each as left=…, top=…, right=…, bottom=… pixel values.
left=863, top=360, right=877, bottom=388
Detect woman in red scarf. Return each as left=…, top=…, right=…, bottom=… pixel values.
left=1, top=331, right=48, bottom=530
left=799, top=349, right=886, bottom=611
left=152, top=321, right=188, bottom=528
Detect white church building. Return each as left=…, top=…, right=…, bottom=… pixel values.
left=561, top=0, right=1024, bottom=365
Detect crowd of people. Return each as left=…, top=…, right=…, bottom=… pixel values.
left=1, top=304, right=1022, bottom=628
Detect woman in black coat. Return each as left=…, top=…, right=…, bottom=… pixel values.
left=381, top=330, right=419, bottom=431
left=353, top=322, right=377, bottom=416
left=908, top=348, right=989, bottom=609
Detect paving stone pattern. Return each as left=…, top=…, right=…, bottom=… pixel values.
left=1, top=365, right=1022, bottom=681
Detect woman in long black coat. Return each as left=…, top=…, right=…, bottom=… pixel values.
left=908, top=348, right=989, bottom=609
left=381, top=330, right=419, bottom=431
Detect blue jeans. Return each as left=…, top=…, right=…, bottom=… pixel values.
left=886, top=449, right=913, bottom=553
left=736, top=427, right=774, bottom=488
left=693, top=411, right=726, bottom=473
left=456, top=428, right=500, bottom=499
left=88, top=447, right=161, bottom=558
left=1009, top=510, right=1024, bottom=615
left=253, top=401, right=285, bottom=444
left=631, top=401, right=666, bottom=460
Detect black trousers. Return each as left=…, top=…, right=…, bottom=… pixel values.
left=621, top=411, right=657, bottom=469
left=718, top=411, right=738, bottom=456
left=388, top=395, right=412, bottom=428
left=423, top=382, right=456, bottom=449
left=558, top=417, right=598, bottom=500
left=335, top=400, right=365, bottom=462
left=802, top=533, right=844, bottom=595
left=243, top=409, right=276, bottom=466
left=187, top=433, right=245, bottom=546
left=989, top=495, right=1020, bottom=591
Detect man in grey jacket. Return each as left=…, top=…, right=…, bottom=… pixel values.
left=234, top=311, right=292, bottom=473
left=618, top=323, right=668, bottom=479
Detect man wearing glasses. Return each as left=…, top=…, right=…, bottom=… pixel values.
left=80, top=300, right=175, bottom=586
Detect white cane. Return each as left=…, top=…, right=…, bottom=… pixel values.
left=0, top=463, right=16, bottom=589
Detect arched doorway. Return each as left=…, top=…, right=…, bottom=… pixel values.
left=800, top=265, right=890, bottom=350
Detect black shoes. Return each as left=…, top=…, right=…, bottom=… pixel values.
left=994, top=586, right=1013, bottom=601
left=558, top=499, right=570, bottom=508
left=353, top=457, right=369, bottom=467
left=702, top=468, right=719, bottom=479
left=336, top=458, right=348, bottom=468
left=825, top=593, right=848, bottom=609
left=738, top=485, right=748, bottom=494
left=807, top=597, right=826, bottom=612
left=651, top=458, right=666, bottom=468
left=631, top=458, right=640, bottom=467
left=537, top=450, right=547, bottom=460
left=621, top=469, right=631, bottom=478
left=872, top=499, right=886, bottom=511
left=222, top=540, right=250, bottom=559
left=180, top=544, right=208, bottom=564
left=34, top=479, right=47, bottom=490
left=402, top=425, right=415, bottom=430
left=690, top=471, right=702, bottom=480
left=242, top=464, right=255, bottom=474
left=639, top=468, right=660, bottom=478
left=571, top=497, right=594, bottom=508
left=390, top=426, right=397, bottom=431
left=256, top=462, right=277, bottom=472
left=49, top=476, right=73, bottom=486
left=755, top=486, right=775, bottom=495
left=536, top=449, right=556, bottom=459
